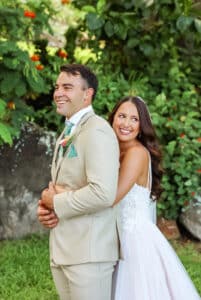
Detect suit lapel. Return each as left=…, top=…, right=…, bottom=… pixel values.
left=52, top=111, right=95, bottom=183
left=52, top=128, right=65, bottom=183
left=71, top=110, right=95, bottom=140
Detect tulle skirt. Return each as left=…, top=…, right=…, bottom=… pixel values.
left=112, top=220, right=200, bottom=300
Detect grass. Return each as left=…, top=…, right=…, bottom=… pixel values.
left=171, top=239, right=201, bottom=295
left=0, top=234, right=200, bottom=299
left=0, top=234, right=58, bottom=300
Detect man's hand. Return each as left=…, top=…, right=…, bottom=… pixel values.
left=37, top=200, right=58, bottom=228
left=38, top=181, right=68, bottom=228
left=41, top=182, right=56, bottom=210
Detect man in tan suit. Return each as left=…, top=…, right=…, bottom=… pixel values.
left=37, top=64, right=120, bottom=300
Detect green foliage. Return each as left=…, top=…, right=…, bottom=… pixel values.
left=70, top=0, right=201, bottom=87
left=93, top=69, right=150, bottom=116
left=0, top=41, right=47, bottom=96
left=0, top=0, right=67, bottom=145
left=32, top=104, right=64, bottom=133
left=148, top=65, right=201, bottom=218
left=94, top=72, right=130, bottom=116
left=66, top=0, right=201, bottom=218
left=0, top=99, right=13, bottom=145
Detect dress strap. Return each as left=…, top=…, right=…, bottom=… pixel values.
left=146, top=151, right=156, bottom=224
left=146, top=152, right=152, bottom=191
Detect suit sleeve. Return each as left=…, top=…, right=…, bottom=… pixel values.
left=53, top=125, right=120, bottom=219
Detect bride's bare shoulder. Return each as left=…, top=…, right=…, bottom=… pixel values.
left=125, top=144, right=149, bottom=163
left=126, top=144, right=148, bottom=159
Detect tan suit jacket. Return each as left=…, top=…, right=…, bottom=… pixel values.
left=50, top=111, right=120, bottom=265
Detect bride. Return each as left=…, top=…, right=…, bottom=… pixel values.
left=109, top=96, right=200, bottom=300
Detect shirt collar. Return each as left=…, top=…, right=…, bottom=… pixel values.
left=66, top=105, right=93, bottom=127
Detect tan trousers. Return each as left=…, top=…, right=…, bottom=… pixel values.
left=51, top=261, right=116, bottom=300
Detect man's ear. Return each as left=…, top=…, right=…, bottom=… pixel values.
left=84, top=87, right=94, bottom=105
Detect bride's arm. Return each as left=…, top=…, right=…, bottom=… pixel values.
left=54, top=184, right=72, bottom=194
left=54, top=148, right=148, bottom=207
left=113, top=147, right=148, bottom=206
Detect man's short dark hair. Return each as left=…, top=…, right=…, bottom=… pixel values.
left=60, top=64, right=98, bottom=101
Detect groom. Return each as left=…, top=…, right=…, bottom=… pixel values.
left=37, top=64, right=120, bottom=300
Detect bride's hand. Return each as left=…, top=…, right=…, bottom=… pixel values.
left=55, top=184, right=72, bottom=194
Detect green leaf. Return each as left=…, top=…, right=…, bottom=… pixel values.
left=82, top=5, right=96, bottom=13
left=194, top=18, right=201, bottom=34
left=176, top=16, right=193, bottom=33
left=0, top=99, right=6, bottom=115
left=166, top=141, right=177, bottom=155
left=0, top=122, right=12, bottom=145
left=134, top=0, right=154, bottom=8
left=127, top=38, right=139, bottom=48
left=86, top=13, right=105, bottom=30
left=97, top=0, right=106, bottom=14
left=140, top=43, right=154, bottom=56
left=178, top=186, right=185, bottom=195
left=23, top=63, right=46, bottom=93
left=0, top=72, right=20, bottom=95
left=184, top=179, right=192, bottom=186
left=104, top=21, right=115, bottom=37
left=114, top=22, right=128, bottom=40
left=15, top=80, right=27, bottom=97
left=155, top=92, right=166, bottom=107
left=3, top=58, right=20, bottom=69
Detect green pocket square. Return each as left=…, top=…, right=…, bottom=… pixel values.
left=67, top=144, right=78, bottom=158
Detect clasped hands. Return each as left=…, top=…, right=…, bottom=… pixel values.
left=37, top=182, right=66, bottom=229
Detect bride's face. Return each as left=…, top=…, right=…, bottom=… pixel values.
left=112, top=101, right=140, bottom=143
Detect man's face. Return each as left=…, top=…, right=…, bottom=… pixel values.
left=53, top=72, right=91, bottom=118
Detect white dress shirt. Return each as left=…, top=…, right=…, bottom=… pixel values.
left=65, top=105, right=93, bottom=134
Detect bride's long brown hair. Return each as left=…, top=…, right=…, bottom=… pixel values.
left=108, top=96, right=163, bottom=200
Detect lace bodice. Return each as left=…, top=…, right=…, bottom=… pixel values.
left=119, top=151, right=156, bottom=232
left=119, top=184, right=156, bottom=232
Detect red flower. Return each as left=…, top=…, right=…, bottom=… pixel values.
left=36, top=64, right=44, bottom=70
left=7, top=101, right=15, bottom=110
left=197, top=137, right=201, bottom=142
left=60, top=139, right=68, bottom=147
left=191, top=192, right=195, bottom=197
left=180, top=133, right=185, bottom=138
left=61, top=0, right=70, bottom=4
left=57, top=49, right=68, bottom=58
left=24, top=10, right=36, bottom=18
left=59, top=136, right=71, bottom=147
left=31, top=54, right=40, bottom=62
left=196, top=169, right=201, bottom=173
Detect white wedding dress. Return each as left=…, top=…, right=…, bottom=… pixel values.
left=113, top=159, right=200, bottom=300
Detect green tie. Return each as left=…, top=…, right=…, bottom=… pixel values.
left=64, top=122, right=74, bottom=137
left=58, top=122, right=74, bottom=158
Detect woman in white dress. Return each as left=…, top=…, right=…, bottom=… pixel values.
left=109, top=96, right=200, bottom=300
